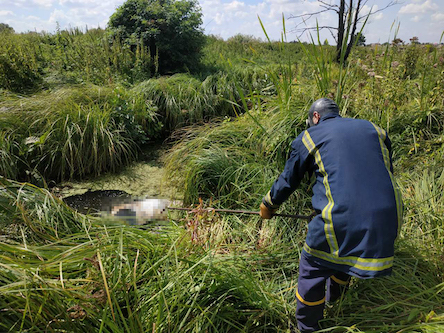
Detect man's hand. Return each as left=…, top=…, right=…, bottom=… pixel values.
left=260, top=202, right=277, bottom=219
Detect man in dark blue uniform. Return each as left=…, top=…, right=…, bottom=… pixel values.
left=259, top=98, right=403, bottom=332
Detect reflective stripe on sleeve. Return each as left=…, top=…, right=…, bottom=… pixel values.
left=263, top=190, right=280, bottom=209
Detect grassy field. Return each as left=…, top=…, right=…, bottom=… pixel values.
left=1, top=26, right=444, bottom=332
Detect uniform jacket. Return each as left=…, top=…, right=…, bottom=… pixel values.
left=263, top=113, right=403, bottom=278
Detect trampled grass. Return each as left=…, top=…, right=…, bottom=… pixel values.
left=1, top=23, right=444, bottom=333
left=0, top=180, right=442, bottom=332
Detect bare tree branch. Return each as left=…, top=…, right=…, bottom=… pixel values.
left=290, top=0, right=400, bottom=63
left=336, top=0, right=346, bottom=61
left=288, top=9, right=332, bottom=20
left=318, top=0, right=338, bottom=9
left=356, top=0, right=399, bottom=22
left=344, top=0, right=362, bottom=61
left=293, top=26, right=337, bottom=40
left=318, top=1, right=339, bottom=12
left=329, top=28, right=338, bottom=43
left=296, top=26, right=338, bottom=32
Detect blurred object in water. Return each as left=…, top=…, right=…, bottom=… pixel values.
left=110, top=198, right=181, bottom=225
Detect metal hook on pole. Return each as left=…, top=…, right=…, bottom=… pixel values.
left=167, top=207, right=314, bottom=220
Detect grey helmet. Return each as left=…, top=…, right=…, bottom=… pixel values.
left=307, top=98, right=339, bottom=127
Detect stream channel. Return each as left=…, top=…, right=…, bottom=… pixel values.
left=55, top=143, right=181, bottom=222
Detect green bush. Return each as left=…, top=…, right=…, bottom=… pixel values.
left=108, top=0, right=205, bottom=74
left=0, top=23, right=14, bottom=34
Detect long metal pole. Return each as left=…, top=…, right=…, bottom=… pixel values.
left=167, top=207, right=313, bottom=220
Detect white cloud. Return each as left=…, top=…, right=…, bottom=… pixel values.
left=59, top=0, right=99, bottom=6
left=373, top=12, right=383, bottom=20
left=33, top=0, right=56, bottom=7
left=431, top=12, right=444, bottom=21
left=234, top=11, right=248, bottom=18
left=10, top=15, right=55, bottom=32
left=214, top=12, right=225, bottom=24
left=222, top=0, right=249, bottom=19
left=59, top=0, right=122, bottom=10
left=1, top=0, right=28, bottom=8
left=361, top=5, right=383, bottom=21
left=127, top=0, right=332, bottom=41
left=4, top=0, right=442, bottom=44
left=265, top=0, right=292, bottom=4
left=399, top=0, right=438, bottom=14
left=49, top=9, right=68, bottom=24
left=361, top=4, right=377, bottom=16
left=0, top=10, right=14, bottom=16
left=225, top=0, right=245, bottom=11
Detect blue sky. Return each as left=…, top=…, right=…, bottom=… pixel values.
left=0, top=0, right=443, bottom=43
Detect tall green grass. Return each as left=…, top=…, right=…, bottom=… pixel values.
left=0, top=86, right=162, bottom=182
left=322, top=240, right=444, bottom=332
left=164, top=21, right=311, bottom=208
left=0, top=180, right=300, bottom=331
left=163, top=92, right=312, bottom=208
left=0, top=32, right=43, bottom=92
left=0, top=178, right=90, bottom=240
left=0, top=179, right=442, bottom=332
left=162, top=22, right=444, bottom=333
left=132, top=68, right=275, bottom=132
left=0, top=28, right=154, bottom=90
left=1, top=21, right=444, bottom=333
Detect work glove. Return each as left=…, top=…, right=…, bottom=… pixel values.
left=260, top=202, right=277, bottom=219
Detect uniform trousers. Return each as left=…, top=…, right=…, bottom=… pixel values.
left=296, top=253, right=350, bottom=333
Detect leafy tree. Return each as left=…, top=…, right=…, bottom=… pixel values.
left=392, top=38, right=404, bottom=46
left=0, top=23, right=14, bottom=34
left=108, top=0, right=205, bottom=74
left=410, top=36, right=419, bottom=45
left=355, top=33, right=366, bottom=46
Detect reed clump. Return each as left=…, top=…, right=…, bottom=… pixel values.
left=0, top=28, right=153, bottom=90
left=0, top=86, right=163, bottom=182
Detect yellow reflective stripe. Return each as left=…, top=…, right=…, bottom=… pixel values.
left=371, top=123, right=403, bottom=236
left=296, top=290, right=325, bottom=306
left=264, top=190, right=279, bottom=209
left=265, top=191, right=273, bottom=206
left=302, top=131, right=339, bottom=255
left=304, top=243, right=393, bottom=271
left=331, top=275, right=349, bottom=286
left=301, top=130, right=316, bottom=154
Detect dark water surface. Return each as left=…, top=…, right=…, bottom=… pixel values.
left=63, top=190, right=131, bottom=215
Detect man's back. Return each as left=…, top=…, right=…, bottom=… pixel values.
left=260, top=100, right=403, bottom=332
left=298, top=114, right=402, bottom=277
